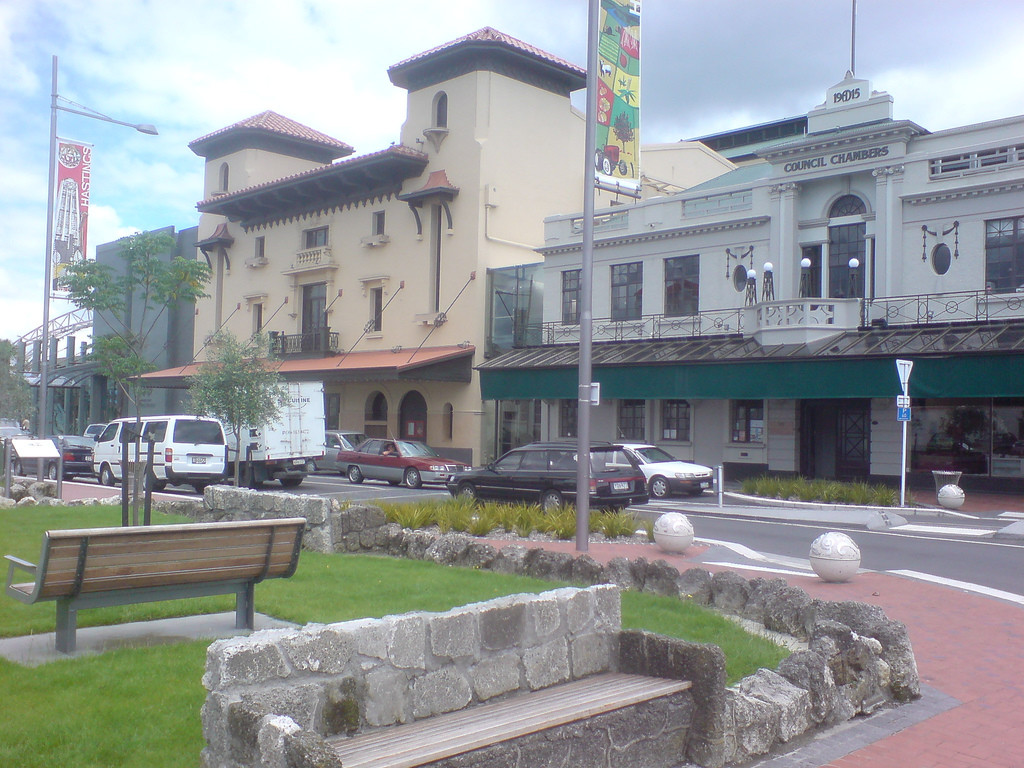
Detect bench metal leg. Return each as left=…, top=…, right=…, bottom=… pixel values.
left=55, top=599, right=76, bottom=654
left=236, top=582, right=255, bottom=630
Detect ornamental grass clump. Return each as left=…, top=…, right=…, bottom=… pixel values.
left=741, top=474, right=905, bottom=507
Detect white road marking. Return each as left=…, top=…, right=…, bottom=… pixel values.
left=701, top=561, right=815, bottom=578
left=893, top=524, right=993, bottom=537
left=997, top=511, right=1024, bottom=520
left=888, top=570, right=1024, bottom=606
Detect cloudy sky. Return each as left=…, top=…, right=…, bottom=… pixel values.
left=2, top=0, right=1022, bottom=343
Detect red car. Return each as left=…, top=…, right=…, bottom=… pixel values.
left=339, top=439, right=468, bottom=488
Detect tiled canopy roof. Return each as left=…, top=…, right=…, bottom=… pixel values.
left=189, top=110, right=354, bottom=162
left=388, top=27, right=585, bottom=94
left=196, top=144, right=429, bottom=227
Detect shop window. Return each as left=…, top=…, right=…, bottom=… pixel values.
left=664, top=255, right=699, bottom=316
left=611, top=262, right=643, bottom=321
left=661, top=399, right=691, bottom=441
left=986, top=217, right=1024, bottom=293
left=561, top=269, right=581, bottom=324
left=910, top=400, right=990, bottom=475
left=618, top=399, right=646, bottom=441
left=731, top=400, right=764, bottom=443
left=559, top=399, right=578, bottom=438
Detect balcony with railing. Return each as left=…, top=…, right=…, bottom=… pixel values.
left=269, top=329, right=340, bottom=357
left=282, top=246, right=337, bottom=275
left=520, top=290, right=1024, bottom=348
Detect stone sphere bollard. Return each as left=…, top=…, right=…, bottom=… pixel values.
left=809, top=531, right=861, bottom=583
left=937, top=483, right=965, bottom=509
left=653, top=512, right=694, bottom=553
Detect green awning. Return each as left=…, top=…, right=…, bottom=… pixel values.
left=480, top=354, right=1024, bottom=401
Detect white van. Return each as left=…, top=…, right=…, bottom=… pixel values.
left=93, top=415, right=227, bottom=492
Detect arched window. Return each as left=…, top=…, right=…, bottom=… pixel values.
left=433, top=92, right=448, bottom=129
left=829, top=194, right=866, bottom=218
left=828, top=195, right=867, bottom=298
left=218, top=162, right=229, bottom=192
left=364, top=391, right=388, bottom=437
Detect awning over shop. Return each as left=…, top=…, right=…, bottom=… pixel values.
left=140, top=345, right=475, bottom=389
left=480, top=354, right=1024, bottom=400
left=478, top=324, right=1024, bottom=401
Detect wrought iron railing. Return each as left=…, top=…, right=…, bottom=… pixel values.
left=519, top=290, right=1024, bottom=348
left=865, top=290, right=1024, bottom=326
left=269, top=329, right=340, bottom=356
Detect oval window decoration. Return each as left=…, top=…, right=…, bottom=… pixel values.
left=733, top=264, right=748, bottom=292
left=932, top=243, right=952, bottom=276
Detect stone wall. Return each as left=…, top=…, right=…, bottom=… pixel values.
left=201, top=584, right=698, bottom=768
left=92, top=485, right=919, bottom=767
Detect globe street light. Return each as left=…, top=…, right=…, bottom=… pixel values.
left=38, top=55, right=157, bottom=440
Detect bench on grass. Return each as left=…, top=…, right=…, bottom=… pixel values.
left=328, top=672, right=693, bottom=768
left=4, top=517, right=306, bottom=654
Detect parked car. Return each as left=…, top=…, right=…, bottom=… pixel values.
left=339, top=438, right=467, bottom=488
left=43, top=435, right=97, bottom=480
left=93, top=415, right=227, bottom=492
left=83, top=423, right=106, bottom=441
left=317, top=430, right=368, bottom=473
left=0, top=425, right=30, bottom=440
left=617, top=443, right=714, bottom=498
left=446, top=442, right=649, bottom=511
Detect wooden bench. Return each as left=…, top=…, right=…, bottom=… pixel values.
left=329, top=672, right=692, bottom=768
left=4, top=518, right=306, bottom=654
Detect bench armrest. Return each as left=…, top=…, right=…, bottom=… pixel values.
left=5, top=554, right=37, bottom=590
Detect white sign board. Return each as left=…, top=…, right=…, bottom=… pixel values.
left=10, top=438, right=60, bottom=459
left=896, top=359, right=913, bottom=395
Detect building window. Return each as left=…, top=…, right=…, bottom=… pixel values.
left=430, top=204, right=443, bottom=311
left=731, top=400, right=764, bottom=443
left=829, top=195, right=866, bottom=218
left=218, top=162, right=229, bottom=192
left=561, top=269, right=581, bottom=324
left=986, top=217, right=1024, bottom=293
left=370, top=286, right=383, bottom=332
left=828, top=223, right=866, bottom=298
left=559, top=399, right=577, bottom=438
left=800, top=245, right=822, bottom=298
left=364, top=391, right=388, bottom=438
left=732, top=263, right=748, bottom=293
left=254, top=236, right=265, bottom=262
left=611, top=262, right=643, bottom=320
left=664, top=255, right=699, bottom=316
left=932, top=243, right=952, bottom=276
left=618, top=399, right=646, bottom=441
left=304, top=226, right=329, bottom=249
left=661, top=399, right=691, bottom=441
left=253, top=303, right=264, bottom=334
left=372, top=211, right=386, bottom=236
left=444, top=402, right=454, bottom=440
left=433, top=92, right=448, bottom=128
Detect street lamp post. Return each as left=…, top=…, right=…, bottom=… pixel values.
left=38, top=55, right=157, bottom=440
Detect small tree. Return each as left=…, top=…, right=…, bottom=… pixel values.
left=187, top=331, right=289, bottom=487
left=0, top=339, right=32, bottom=427
left=61, top=231, right=211, bottom=417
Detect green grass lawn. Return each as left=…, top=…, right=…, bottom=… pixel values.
left=0, top=505, right=787, bottom=768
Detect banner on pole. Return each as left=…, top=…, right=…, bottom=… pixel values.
left=51, top=138, right=92, bottom=295
left=594, top=0, right=641, bottom=197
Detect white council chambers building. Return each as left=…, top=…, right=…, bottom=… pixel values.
left=479, top=74, right=1024, bottom=491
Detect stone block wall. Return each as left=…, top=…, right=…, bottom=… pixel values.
left=187, top=486, right=920, bottom=767
left=201, top=585, right=625, bottom=768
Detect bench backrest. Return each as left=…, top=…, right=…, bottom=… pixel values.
left=32, top=518, right=305, bottom=600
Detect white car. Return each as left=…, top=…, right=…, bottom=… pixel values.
left=618, top=444, right=713, bottom=498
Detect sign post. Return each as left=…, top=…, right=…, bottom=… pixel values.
left=895, top=359, right=913, bottom=506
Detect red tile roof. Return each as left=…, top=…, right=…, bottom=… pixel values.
left=388, top=27, right=585, bottom=91
left=189, top=110, right=354, bottom=159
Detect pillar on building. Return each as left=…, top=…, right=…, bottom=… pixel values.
left=770, top=182, right=800, bottom=297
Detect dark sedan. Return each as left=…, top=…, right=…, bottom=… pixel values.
left=339, top=438, right=468, bottom=488
left=12, top=435, right=96, bottom=480
left=446, top=442, right=648, bottom=511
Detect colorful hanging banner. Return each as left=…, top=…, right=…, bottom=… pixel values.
left=51, top=138, right=92, bottom=294
left=595, top=0, right=641, bottom=195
